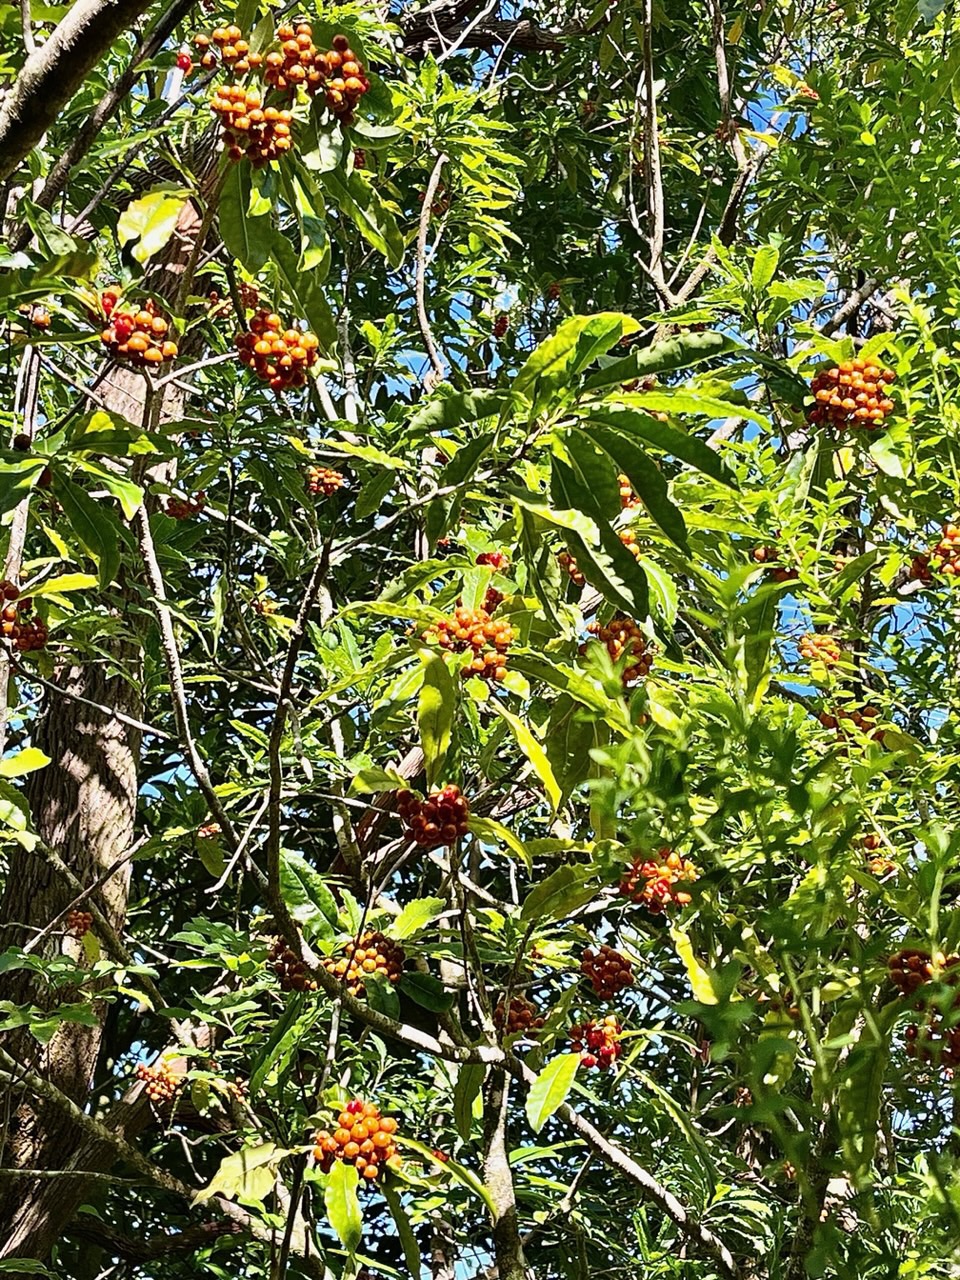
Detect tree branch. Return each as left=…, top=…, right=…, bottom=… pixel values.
left=416, top=152, right=449, bottom=385
left=0, top=0, right=157, bottom=183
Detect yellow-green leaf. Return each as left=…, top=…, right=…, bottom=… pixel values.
left=525, top=1053, right=580, bottom=1133
left=0, top=748, right=51, bottom=778
left=670, top=926, right=718, bottom=1004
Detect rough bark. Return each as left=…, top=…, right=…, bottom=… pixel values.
left=0, top=0, right=157, bottom=183
left=482, top=1067, right=526, bottom=1280
left=0, top=198, right=203, bottom=1267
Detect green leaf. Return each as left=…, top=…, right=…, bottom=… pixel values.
left=390, top=896, right=446, bottom=940
left=29, top=573, right=98, bottom=598
left=396, top=1136, right=496, bottom=1217
left=411, top=393, right=510, bottom=437
left=0, top=748, right=50, bottom=778
left=582, top=330, right=741, bottom=393
left=628, top=388, right=768, bottom=430
left=491, top=703, right=561, bottom=813
left=0, top=1260, right=56, bottom=1274
left=350, top=765, right=406, bottom=794
left=53, top=476, right=121, bottom=587
left=520, top=865, right=597, bottom=923
left=588, top=408, right=737, bottom=487
left=837, top=1007, right=897, bottom=1189
left=454, top=1062, right=485, bottom=1141
left=249, top=996, right=313, bottom=1095
left=381, top=1182, right=422, bottom=1278
left=194, top=1143, right=281, bottom=1206
left=0, top=458, right=48, bottom=517
left=467, top=815, right=531, bottom=867
left=75, top=460, right=143, bottom=520
left=117, top=189, right=188, bottom=265
left=670, top=926, right=718, bottom=1004
left=399, top=970, right=454, bottom=1012
left=585, top=424, right=689, bottom=550
left=220, top=163, right=272, bottom=272
left=418, top=650, right=456, bottom=788
left=319, top=167, right=403, bottom=268
left=525, top=1053, right=580, bottom=1133
left=548, top=458, right=649, bottom=617
left=515, top=313, right=639, bottom=398
left=751, top=245, right=780, bottom=291
left=867, top=420, right=910, bottom=478
left=269, top=229, right=335, bottom=349
left=279, top=852, right=338, bottom=937
left=324, top=1158, right=362, bottom=1254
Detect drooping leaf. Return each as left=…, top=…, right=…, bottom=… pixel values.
left=418, top=650, right=455, bottom=788
left=324, top=1158, right=362, bottom=1254
left=491, top=702, right=561, bottom=813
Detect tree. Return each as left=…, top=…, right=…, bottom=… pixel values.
left=0, top=0, right=959, bottom=1276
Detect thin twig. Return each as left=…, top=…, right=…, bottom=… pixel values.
left=416, top=152, right=449, bottom=383
left=19, top=0, right=35, bottom=53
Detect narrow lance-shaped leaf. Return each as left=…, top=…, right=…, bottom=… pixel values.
left=525, top=1053, right=580, bottom=1133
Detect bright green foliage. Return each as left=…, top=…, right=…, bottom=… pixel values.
left=1, top=2, right=960, bottom=1279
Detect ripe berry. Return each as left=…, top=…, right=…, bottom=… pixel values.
left=99, top=294, right=177, bottom=368
left=269, top=938, right=318, bottom=992
left=618, top=474, right=640, bottom=510
left=493, top=995, right=545, bottom=1038
left=307, top=466, right=346, bottom=496
left=581, top=617, right=652, bottom=685
left=569, top=1014, right=622, bottom=1069
left=235, top=310, right=319, bottom=389
left=927, top=523, right=960, bottom=578
left=396, top=785, right=470, bottom=849
left=176, top=51, right=193, bottom=73
left=799, top=633, right=842, bottom=666
left=66, top=909, right=93, bottom=938
left=421, top=606, right=514, bottom=682
left=476, top=550, right=509, bottom=571
left=493, top=313, right=509, bottom=339
left=806, top=356, right=896, bottom=432
left=322, top=931, right=405, bottom=997
left=620, top=849, right=697, bottom=913
left=11, top=435, right=29, bottom=451
left=313, top=1100, right=402, bottom=1181
left=581, top=944, right=634, bottom=998
left=165, top=491, right=206, bottom=520
left=137, top=1060, right=182, bottom=1104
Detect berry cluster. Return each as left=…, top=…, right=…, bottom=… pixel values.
left=476, top=550, right=509, bottom=571
left=396, top=785, right=470, bottom=849
left=582, top=617, right=653, bottom=685
left=818, top=704, right=882, bottom=740
left=166, top=491, right=206, bottom=520
left=313, top=1100, right=400, bottom=1181
left=558, top=550, right=585, bottom=585
left=19, top=303, right=50, bottom=330
left=271, top=29, right=371, bottom=123
left=268, top=938, right=318, bottom=992
left=863, top=834, right=895, bottom=876
left=421, top=606, right=514, bottom=682
left=799, top=633, right=842, bottom=666
left=66, top=909, right=93, bottom=938
left=559, top=530, right=641, bottom=585
left=493, top=313, right=510, bottom=339
left=197, top=822, right=222, bottom=840
left=751, top=543, right=798, bottom=584
left=235, top=310, right=319, bottom=391
left=322, top=932, right=405, bottom=997
left=99, top=290, right=178, bottom=367
left=580, top=945, right=634, bottom=998
left=807, top=357, right=896, bottom=431
left=137, top=1061, right=182, bottom=1104
left=618, top=474, right=641, bottom=510
left=195, top=25, right=262, bottom=74
left=569, top=1015, right=622, bottom=1070
left=547, top=282, right=561, bottom=301
left=494, top=995, right=545, bottom=1037
left=889, top=949, right=960, bottom=1070
left=620, top=849, right=698, bottom=913
left=928, top=523, right=960, bottom=578
left=888, top=948, right=959, bottom=998
left=210, top=85, right=294, bottom=166
left=1, top=584, right=48, bottom=653
left=307, top=466, right=345, bottom=497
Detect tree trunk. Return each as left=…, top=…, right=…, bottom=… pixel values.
left=482, top=1067, right=527, bottom=1280
left=0, top=199, right=203, bottom=1267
